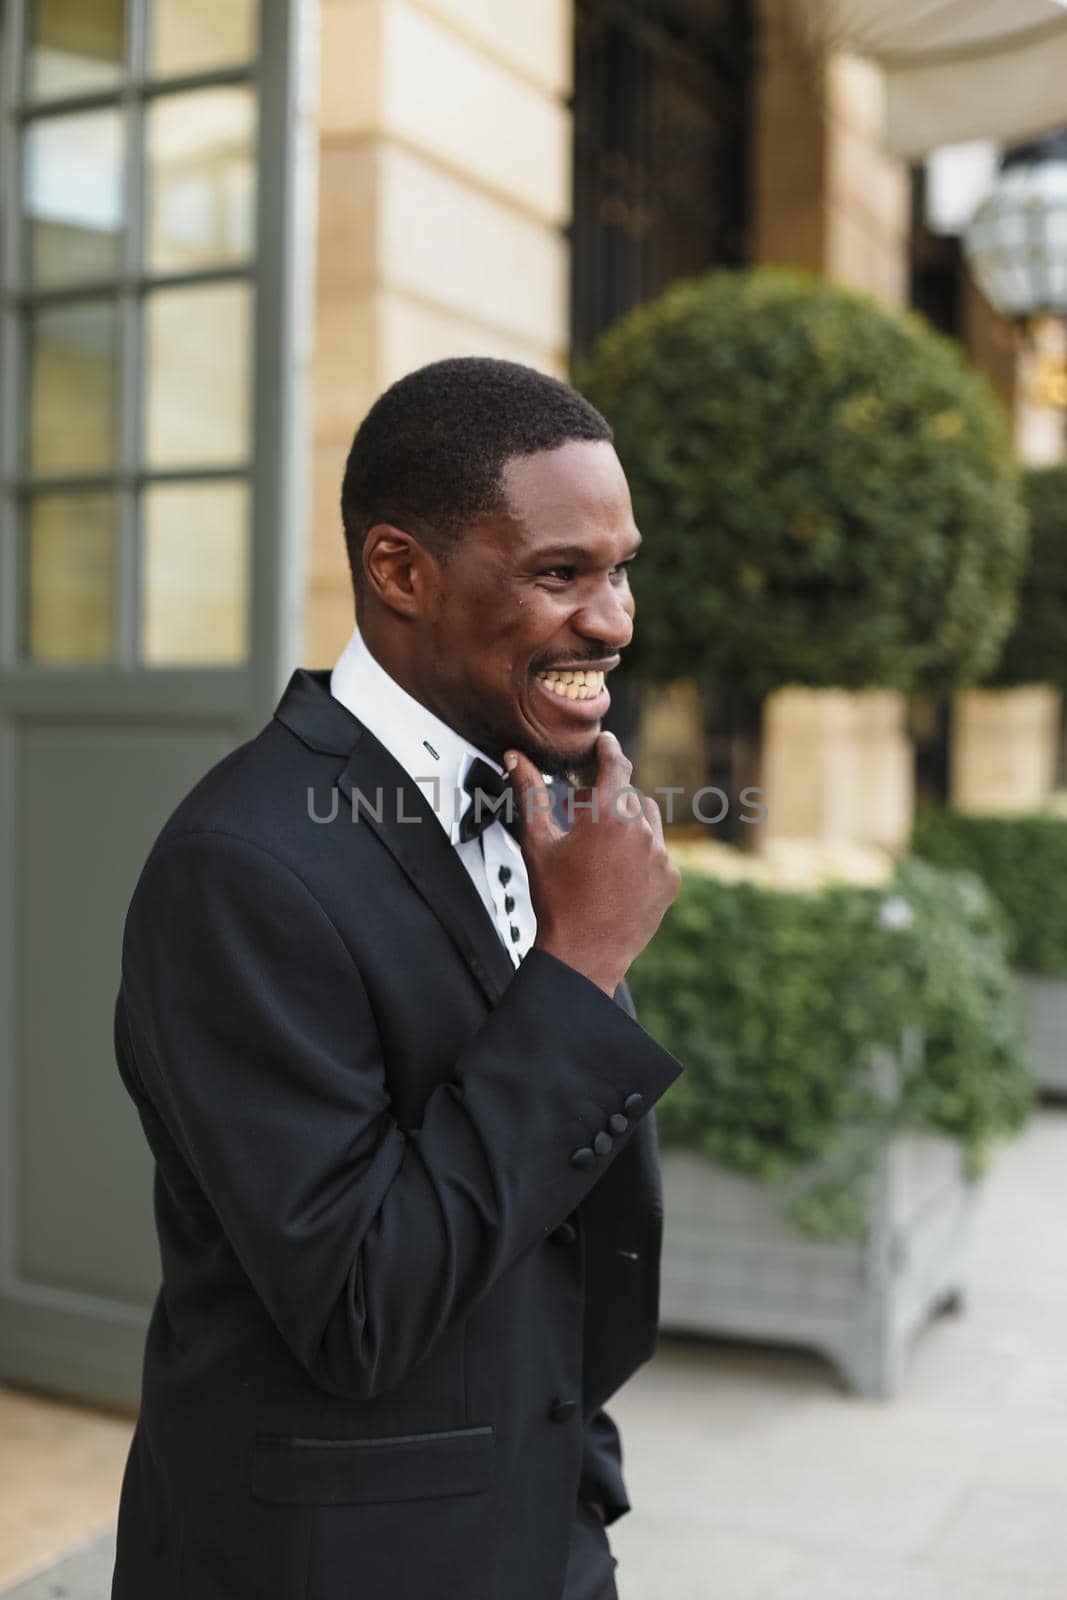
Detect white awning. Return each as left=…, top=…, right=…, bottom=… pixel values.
left=787, top=0, right=1067, bottom=159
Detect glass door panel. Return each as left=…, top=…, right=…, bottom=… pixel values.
left=150, top=0, right=258, bottom=78
left=144, top=281, right=252, bottom=470
left=25, top=300, right=122, bottom=474
left=23, top=491, right=119, bottom=663
left=147, top=88, right=256, bottom=272
left=142, top=481, right=249, bottom=664
left=23, top=108, right=125, bottom=288
left=26, top=0, right=127, bottom=100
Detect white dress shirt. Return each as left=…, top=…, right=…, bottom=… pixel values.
left=330, top=627, right=537, bottom=967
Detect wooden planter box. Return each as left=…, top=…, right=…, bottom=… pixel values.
left=1018, top=973, right=1067, bottom=1096
left=658, top=1135, right=977, bottom=1399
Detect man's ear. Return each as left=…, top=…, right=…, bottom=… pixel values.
left=362, top=524, right=438, bottom=618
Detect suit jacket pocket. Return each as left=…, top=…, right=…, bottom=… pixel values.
left=248, top=1424, right=495, bottom=1506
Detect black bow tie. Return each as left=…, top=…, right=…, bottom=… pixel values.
left=459, top=758, right=519, bottom=843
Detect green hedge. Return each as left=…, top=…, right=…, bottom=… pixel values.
left=988, top=464, right=1067, bottom=689
left=913, top=808, right=1067, bottom=975
left=628, top=857, right=1032, bottom=1238
left=576, top=267, right=1026, bottom=697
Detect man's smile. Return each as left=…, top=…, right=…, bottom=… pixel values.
left=531, top=656, right=619, bottom=718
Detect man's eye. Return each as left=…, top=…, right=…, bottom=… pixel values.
left=611, top=559, right=635, bottom=578
left=540, top=566, right=576, bottom=581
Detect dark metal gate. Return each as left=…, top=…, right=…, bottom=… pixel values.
left=571, top=0, right=754, bottom=361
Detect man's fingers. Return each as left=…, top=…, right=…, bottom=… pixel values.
left=594, top=730, right=633, bottom=788
left=503, top=749, right=559, bottom=842
left=644, top=790, right=666, bottom=844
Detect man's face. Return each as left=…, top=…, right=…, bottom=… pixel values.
left=418, top=440, right=640, bottom=776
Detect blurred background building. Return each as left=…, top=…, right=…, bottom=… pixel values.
left=1, top=0, right=1066, bottom=1427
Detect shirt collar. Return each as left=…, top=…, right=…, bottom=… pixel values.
left=330, top=627, right=503, bottom=844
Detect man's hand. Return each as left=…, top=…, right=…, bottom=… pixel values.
left=505, top=731, right=680, bottom=997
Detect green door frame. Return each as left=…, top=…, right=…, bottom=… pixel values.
left=0, top=0, right=312, bottom=1405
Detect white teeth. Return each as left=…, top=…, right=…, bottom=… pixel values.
left=536, top=669, right=605, bottom=701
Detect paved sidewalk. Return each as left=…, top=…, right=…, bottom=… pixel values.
left=608, top=1107, right=1067, bottom=1600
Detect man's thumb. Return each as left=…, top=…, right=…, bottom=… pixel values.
left=503, top=749, right=556, bottom=840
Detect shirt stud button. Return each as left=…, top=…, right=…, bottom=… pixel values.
left=608, top=1113, right=628, bottom=1135
left=593, top=1131, right=613, bottom=1157
left=623, top=1093, right=644, bottom=1116
left=570, top=1147, right=596, bottom=1171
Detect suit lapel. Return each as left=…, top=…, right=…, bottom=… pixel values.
left=276, top=669, right=517, bottom=1006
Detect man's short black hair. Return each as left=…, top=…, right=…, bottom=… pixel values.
left=340, top=356, right=613, bottom=597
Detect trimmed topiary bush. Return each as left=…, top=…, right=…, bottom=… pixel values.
left=912, top=807, right=1067, bottom=975
left=987, top=463, right=1067, bottom=688
left=576, top=267, right=1027, bottom=697
left=628, top=853, right=1032, bottom=1238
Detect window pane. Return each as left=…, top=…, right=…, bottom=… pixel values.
left=23, top=492, right=119, bottom=663
left=147, top=88, right=255, bottom=273
left=27, top=0, right=126, bottom=99
left=27, top=301, right=121, bottom=474
left=23, top=110, right=125, bottom=288
left=142, top=482, right=249, bottom=664
left=151, top=0, right=258, bottom=77
left=144, top=282, right=251, bottom=468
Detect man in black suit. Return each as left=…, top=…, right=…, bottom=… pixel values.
left=111, top=357, right=683, bottom=1600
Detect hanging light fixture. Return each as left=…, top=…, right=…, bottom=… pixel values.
left=962, top=130, right=1067, bottom=319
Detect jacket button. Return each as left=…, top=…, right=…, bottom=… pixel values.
left=549, top=1220, right=577, bottom=1246
left=570, top=1147, right=596, bottom=1171
left=547, top=1399, right=578, bottom=1423
left=593, top=1131, right=613, bottom=1157
left=608, top=1113, right=628, bottom=1135
left=623, top=1092, right=644, bottom=1116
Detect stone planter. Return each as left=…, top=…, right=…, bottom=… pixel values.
left=1018, top=973, right=1067, bottom=1096
left=950, top=686, right=1062, bottom=814
left=757, top=687, right=913, bottom=854
left=658, top=1135, right=977, bottom=1399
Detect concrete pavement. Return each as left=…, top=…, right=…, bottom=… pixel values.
left=608, top=1107, right=1067, bottom=1600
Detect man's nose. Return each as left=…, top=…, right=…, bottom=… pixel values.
left=573, top=582, right=634, bottom=651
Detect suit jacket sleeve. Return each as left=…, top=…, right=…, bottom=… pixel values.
left=579, top=1408, right=631, bottom=1526
left=118, top=830, right=682, bottom=1402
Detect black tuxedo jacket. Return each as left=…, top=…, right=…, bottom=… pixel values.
left=110, top=668, right=682, bottom=1600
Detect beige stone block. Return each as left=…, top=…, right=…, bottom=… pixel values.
left=311, top=293, right=382, bottom=441
left=951, top=687, right=1062, bottom=814
left=305, top=580, right=358, bottom=669
left=752, top=48, right=826, bottom=270
left=378, top=143, right=568, bottom=350
left=849, top=690, right=914, bottom=852
left=825, top=52, right=887, bottom=143
left=826, top=120, right=881, bottom=223
left=323, top=1, right=570, bottom=224
left=378, top=289, right=565, bottom=383
left=754, top=201, right=826, bottom=272
left=824, top=209, right=905, bottom=308
left=309, top=440, right=352, bottom=588
left=409, top=0, right=572, bottom=97
left=876, top=154, right=911, bottom=243
left=825, top=206, right=881, bottom=297
left=320, top=0, right=383, bottom=140
left=758, top=687, right=913, bottom=851
left=315, top=141, right=379, bottom=297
